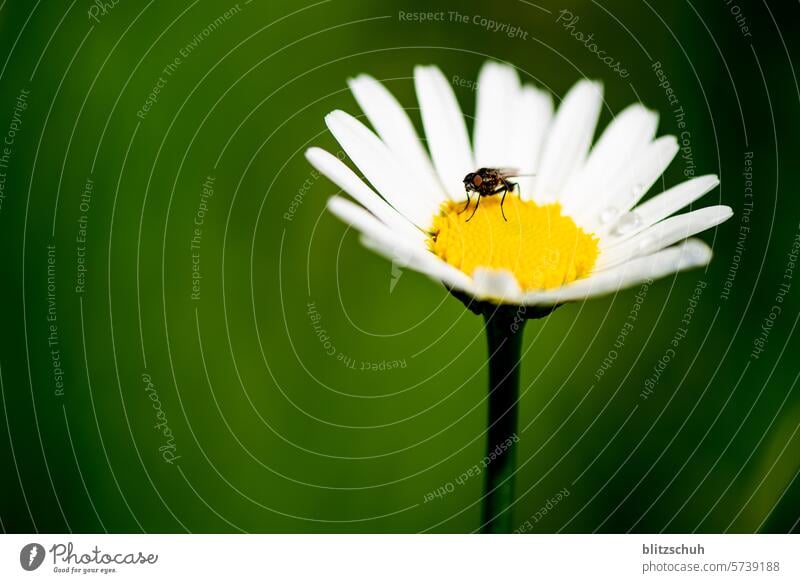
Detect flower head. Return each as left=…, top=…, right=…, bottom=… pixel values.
left=307, top=62, right=732, bottom=306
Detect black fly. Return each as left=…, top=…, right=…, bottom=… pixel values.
left=460, top=167, right=532, bottom=222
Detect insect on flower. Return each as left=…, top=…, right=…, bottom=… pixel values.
left=309, top=61, right=732, bottom=305
left=460, top=167, right=534, bottom=222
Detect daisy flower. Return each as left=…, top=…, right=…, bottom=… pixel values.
left=307, top=62, right=731, bottom=308
left=306, top=61, right=732, bottom=533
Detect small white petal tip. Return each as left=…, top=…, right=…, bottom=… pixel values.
left=471, top=268, right=523, bottom=303
left=678, top=239, right=713, bottom=267
left=304, top=146, right=326, bottom=165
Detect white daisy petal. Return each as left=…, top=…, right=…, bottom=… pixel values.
left=348, top=74, right=446, bottom=204
left=602, top=174, right=720, bottom=247
left=560, top=104, right=658, bottom=210
left=305, top=147, right=424, bottom=243
left=325, top=110, right=436, bottom=227
left=596, top=205, right=732, bottom=270
left=327, top=196, right=471, bottom=292
left=471, top=268, right=523, bottom=304
left=508, top=85, right=553, bottom=200
left=328, top=196, right=471, bottom=291
left=534, top=79, right=603, bottom=203
left=361, top=235, right=472, bottom=293
left=578, top=135, right=680, bottom=232
left=327, top=195, right=395, bottom=241
left=523, top=239, right=712, bottom=305
left=473, top=61, right=521, bottom=167
left=414, top=65, right=474, bottom=199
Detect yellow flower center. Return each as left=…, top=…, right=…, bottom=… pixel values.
left=429, top=194, right=599, bottom=291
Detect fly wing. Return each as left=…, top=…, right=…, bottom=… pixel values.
left=494, top=167, right=536, bottom=178
left=493, top=167, right=520, bottom=178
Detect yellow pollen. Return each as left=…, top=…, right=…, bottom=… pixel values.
left=429, top=194, right=599, bottom=291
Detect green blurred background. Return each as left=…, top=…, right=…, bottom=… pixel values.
left=0, top=0, right=798, bottom=533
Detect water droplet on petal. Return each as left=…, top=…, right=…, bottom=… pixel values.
left=599, top=206, right=618, bottom=225
left=612, top=212, right=642, bottom=236
left=632, top=183, right=646, bottom=198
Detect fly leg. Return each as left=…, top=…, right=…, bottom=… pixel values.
left=499, top=187, right=509, bottom=221
left=498, top=179, right=517, bottom=222
left=458, top=191, right=472, bottom=215
left=465, top=194, right=481, bottom=222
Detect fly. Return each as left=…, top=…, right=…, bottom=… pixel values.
left=460, top=167, right=534, bottom=222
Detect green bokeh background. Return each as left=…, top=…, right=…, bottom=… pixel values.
left=0, top=0, right=798, bottom=533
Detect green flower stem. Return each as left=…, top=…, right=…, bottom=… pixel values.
left=481, top=306, right=525, bottom=534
